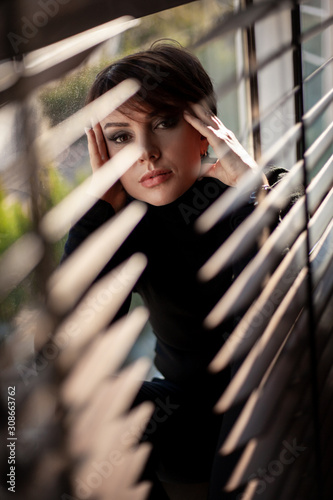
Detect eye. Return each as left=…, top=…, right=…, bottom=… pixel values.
left=155, top=116, right=179, bottom=129
left=107, top=132, right=132, bottom=144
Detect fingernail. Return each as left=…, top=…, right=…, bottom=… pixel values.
left=84, top=127, right=91, bottom=135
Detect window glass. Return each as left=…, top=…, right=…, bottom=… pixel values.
left=196, top=33, right=242, bottom=136
left=301, top=0, right=333, bottom=170
left=302, top=0, right=324, bottom=8
left=254, top=9, right=296, bottom=168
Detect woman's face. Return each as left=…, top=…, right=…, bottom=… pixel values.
left=100, top=107, right=204, bottom=206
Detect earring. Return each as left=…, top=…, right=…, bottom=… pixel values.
left=201, top=150, right=208, bottom=158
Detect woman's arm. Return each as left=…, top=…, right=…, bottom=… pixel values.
left=183, top=102, right=268, bottom=188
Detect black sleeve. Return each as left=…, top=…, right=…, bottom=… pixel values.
left=62, top=198, right=116, bottom=263
left=61, top=198, right=132, bottom=321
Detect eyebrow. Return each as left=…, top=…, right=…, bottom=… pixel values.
left=103, top=111, right=179, bottom=130
left=103, top=122, right=130, bottom=129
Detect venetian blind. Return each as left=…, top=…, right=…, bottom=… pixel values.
left=0, top=1, right=332, bottom=499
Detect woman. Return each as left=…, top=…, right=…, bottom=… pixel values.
left=63, top=41, right=279, bottom=499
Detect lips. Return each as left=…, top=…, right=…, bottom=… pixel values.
left=139, top=169, right=173, bottom=188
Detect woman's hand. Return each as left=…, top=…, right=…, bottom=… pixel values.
left=85, top=123, right=127, bottom=212
left=183, top=102, right=266, bottom=187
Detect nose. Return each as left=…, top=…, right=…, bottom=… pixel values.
left=138, top=132, right=160, bottom=165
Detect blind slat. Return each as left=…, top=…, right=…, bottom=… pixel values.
left=62, top=337, right=151, bottom=408
left=197, top=123, right=302, bottom=235
left=199, top=161, right=304, bottom=277
left=303, top=88, right=333, bottom=127
left=210, top=222, right=309, bottom=371
left=54, top=253, right=147, bottom=372
left=192, top=0, right=294, bottom=49
left=253, top=67, right=332, bottom=144
left=300, top=14, right=333, bottom=44
left=1, top=1, right=332, bottom=498
left=24, top=17, right=137, bottom=76
left=222, top=381, right=304, bottom=456
left=226, top=412, right=310, bottom=493
left=228, top=368, right=327, bottom=498
left=304, top=55, right=333, bottom=85
left=252, top=84, right=298, bottom=137
left=70, top=341, right=151, bottom=456
left=216, top=267, right=307, bottom=412
left=221, top=282, right=333, bottom=454
left=265, top=447, right=312, bottom=500
left=215, top=223, right=333, bottom=412
left=0, top=18, right=137, bottom=104
left=239, top=480, right=259, bottom=500
left=47, top=202, right=147, bottom=314
left=204, top=160, right=333, bottom=327
left=72, top=398, right=153, bottom=500
left=36, top=79, right=140, bottom=164
left=304, top=121, right=333, bottom=171
left=1, top=0, right=190, bottom=59
left=40, top=145, right=142, bottom=242
left=221, top=337, right=333, bottom=494
left=204, top=197, right=306, bottom=326
left=0, top=233, right=44, bottom=299
left=224, top=393, right=308, bottom=492
left=215, top=42, right=295, bottom=103
left=226, top=380, right=330, bottom=498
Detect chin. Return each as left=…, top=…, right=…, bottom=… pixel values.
left=129, top=187, right=177, bottom=206
left=129, top=180, right=196, bottom=206
left=144, top=193, right=177, bottom=206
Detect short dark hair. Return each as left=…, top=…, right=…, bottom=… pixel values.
left=86, top=40, right=217, bottom=116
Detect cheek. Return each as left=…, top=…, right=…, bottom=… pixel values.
left=178, top=131, right=202, bottom=164
left=106, top=142, right=116, bottom=158
left=182, top=140, right=202, bottom=176
left=119, top=169, right=138, bottom=195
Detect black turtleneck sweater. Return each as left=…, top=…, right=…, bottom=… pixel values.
left=63, top=177, right=257, bottom=385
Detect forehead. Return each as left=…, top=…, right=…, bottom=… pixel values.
left=99, top=108, right=146, bottom=126
left=99, top=109, right=141, bottom=124
left=99, top=105, right=179, bottom=129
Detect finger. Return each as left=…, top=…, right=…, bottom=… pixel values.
left=183, top=109, right=210, bottom=137
left=189, top=102, right=218, bottom=129
left=85, top=127, right=105, bottom=172
left=191, top=102, right=230, bottom=134
left=213, top=114, right=224, bottom=128
left=93, top=122, right=109, bottom=164
left=189, top=104, right=240, bottom=150
left=198, top=102, right=223, bottom=129
left=184, top=110, right=229, bottom=157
